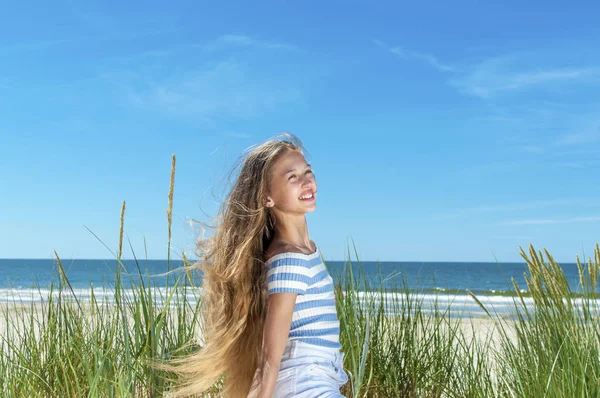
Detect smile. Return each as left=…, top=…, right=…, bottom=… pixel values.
left=299, top=192, right=314, bottom=200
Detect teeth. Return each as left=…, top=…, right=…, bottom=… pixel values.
left=300, top=193, right=313, bottom=199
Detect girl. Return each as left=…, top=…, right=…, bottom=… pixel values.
left=170, top=134, right=347, bottom=397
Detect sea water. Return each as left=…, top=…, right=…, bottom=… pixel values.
left=0, top=258, right=591, bottom=317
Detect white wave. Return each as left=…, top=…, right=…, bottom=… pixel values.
left=2, top=288, right=599, bottom=318
left=0, top=287, right=201, bottom=305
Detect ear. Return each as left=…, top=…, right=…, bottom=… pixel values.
left=265, top=196, right=274, bottom=208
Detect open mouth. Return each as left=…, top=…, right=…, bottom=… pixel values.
left=299, top=192, right=314, bottom=200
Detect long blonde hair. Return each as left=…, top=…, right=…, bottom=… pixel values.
left=169, top=134, right=303, bottom=397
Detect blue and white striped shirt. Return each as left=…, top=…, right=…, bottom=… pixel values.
left=266, top=248, right=341, bottom=349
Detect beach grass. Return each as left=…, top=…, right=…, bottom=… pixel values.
left=3, top=245, right=598, bottom=397
left=479, top=244, right=600, bottom=398
left=1, top=158, right=599, bottom=397
left=0, top=254, right=202, bottom=397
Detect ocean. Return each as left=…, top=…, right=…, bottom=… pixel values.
left=0, top=258, right=588, bottom=317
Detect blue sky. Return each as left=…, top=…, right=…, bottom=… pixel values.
left=1, top=1, right=599, bottom=262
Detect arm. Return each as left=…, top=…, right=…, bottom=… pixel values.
left=248, top=292, right=297, bottom=398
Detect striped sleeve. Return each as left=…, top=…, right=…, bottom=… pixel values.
left=266, top=254, right=311, bottom=295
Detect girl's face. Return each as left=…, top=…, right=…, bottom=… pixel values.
left=266, top=149, right=317, bottom=215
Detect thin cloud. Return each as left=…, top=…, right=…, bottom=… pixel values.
left=116, top=59, right=302, bottom=119
left=500, top=216, right=600, bottom=226
left=205, top=34, right=298, bottom=52
left=109, top=34, right=297, bottom=64
left=450, top=55, right=600, bottom=98
left=101, top=34, right=304, bottom=120
left=552, top=124, right=600, bottom=147
left=374, top=40, right=455, bottom=72
left=375, top=41, right=600, bottom=98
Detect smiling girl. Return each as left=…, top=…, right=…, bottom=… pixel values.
left=169, top=134, right=347, bottom=397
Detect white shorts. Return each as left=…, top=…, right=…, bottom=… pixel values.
left=273, top=340, right=348, bottom=398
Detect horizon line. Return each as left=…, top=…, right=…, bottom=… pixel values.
left=0, top=257, right=577, bottom=264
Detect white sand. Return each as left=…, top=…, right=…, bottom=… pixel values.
left=1, top=302, right=516, bottom=362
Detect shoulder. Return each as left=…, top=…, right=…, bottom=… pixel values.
left=265, top=242, right=299, bottom=261
left=265, top=240, right=317, bottom=262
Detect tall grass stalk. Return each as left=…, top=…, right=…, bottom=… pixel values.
left=166, top=154, right=176, bottom=270
left=119, top=200, right=126, bottom=260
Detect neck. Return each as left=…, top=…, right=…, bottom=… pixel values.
left=272, top=213, right=312, bottom=250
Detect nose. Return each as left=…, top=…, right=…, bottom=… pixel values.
left=301, top=174, right=313, bottom=187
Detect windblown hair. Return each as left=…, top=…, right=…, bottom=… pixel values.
left=168, top=134, right=303, bottom=397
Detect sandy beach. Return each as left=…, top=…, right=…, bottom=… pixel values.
left=1, top=301, right=516, bottom=355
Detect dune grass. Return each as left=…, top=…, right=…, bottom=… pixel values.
left=0, top=255, right=202, bottom=397
left=1, top=157, right=599, bottom=397
left=482, top=244, right=600, bottom=398
left=4, top=244, right=597, bottom=397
